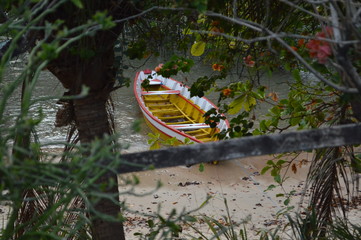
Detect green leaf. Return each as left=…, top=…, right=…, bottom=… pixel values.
left=131, top=119, right=142, bottom=133
left=244, top=96, right=256, bottom=111
left=290, top=117, right=301, bottom=126
left=132, top=175, right=140, bottom=185
left=292, top=69, right=301, bottom=82
left=191, top=0, right=208, bottom=12
left=276, top=193, right=284, bottom=197
left=200, top=195, right=212, bottom=208
left=228, top=95, right=245, bottom=114
left=199, top=163, right=204, bottom=172
left=252, top=129, right=262, bottom=135
left=261, top=166, right=271, bottom=175
left=149, top=142, right=160, bottom=150
left=260, top=120, right=268, bottom=131
left=184, top=138, right=194, bottom=145
left=266, top=160, right=274, bottom=165
left=284, top=62, right=291, bottom=71
left=274, top=174, right=282, bottom=184
left=184, top=215, right=197, bottom=222
left=351, top=156, right=361, bottom=173
left=182, top=28, right=193, bottom=35
left=191, top=41, right=206, bottom=56
left=264, top=184, right=276, bottom=192
left=71, top=0, right=83, bottom=8
left=280, top=99, right=289, bottom=105
left=147, top=219, right=155, bottom=228
left=271, top=168, right=279, bottom=177
left=276, top=159, right=287, bottom=165
left=284, top=198, right=290, bottom=206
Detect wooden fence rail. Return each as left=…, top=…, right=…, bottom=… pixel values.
left=116, top=123, right=361, bottom=174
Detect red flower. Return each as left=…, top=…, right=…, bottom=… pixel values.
left=306, top=28, right=333, bottom=64
left=222, top=88, right=232, bottom=96
left=211, top=20, right=220, bottom=26
left=212, top=63, right=225, bottom=71
left=209, top=26, right=224, bottom=36
left=298, top=39, right=305, bottom=47
left=243, top=55, right=255, bottom=67
left=155, top=63, right=163, bottom=72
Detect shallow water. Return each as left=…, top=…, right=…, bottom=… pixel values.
left=1, top=55, right=292, bottom=153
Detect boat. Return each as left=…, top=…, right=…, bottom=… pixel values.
left=134, top=69, right=229, bottom=144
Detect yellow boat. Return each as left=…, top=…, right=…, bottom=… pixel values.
left=134, top=69, right=229, bottom=143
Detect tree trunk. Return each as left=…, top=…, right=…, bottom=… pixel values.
left=47, top=28, right=127, bottom=240
left=42, top=2, right=139, bottom=239
left=73, top=98, right=125, bottom=240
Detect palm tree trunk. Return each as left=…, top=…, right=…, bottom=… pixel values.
left=42, top=2, right=140, bottom=239
left=48, top=39, right=126, bottom=240
left=73, top=97, right=125, bottom=240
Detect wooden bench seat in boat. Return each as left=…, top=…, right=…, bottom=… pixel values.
left=151, top=109, right=180, bottom=115
left=166, top=120, right=193, bottom=125
left=158, top=115, right=185, bottom=120
left=142, top=90, right=180, bottom=95
left=143, top=98, right=170, bottom=103
left=147, top=103, right=173, bottom=108
left=148, top=79, right=162, bottom=85
left=170, top=123, right=211, bottom=130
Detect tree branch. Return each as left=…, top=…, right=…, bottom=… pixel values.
left=203, top=10, right=359, bottom=94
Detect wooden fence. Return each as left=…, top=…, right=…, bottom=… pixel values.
left=116, top=123, right=361, bottom=174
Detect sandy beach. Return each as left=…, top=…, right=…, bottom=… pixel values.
left=1, top=152, right=360, bottom=239
left=118, top=152, right=326, bottom=239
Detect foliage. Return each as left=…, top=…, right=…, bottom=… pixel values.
left=131, top=1, right=360, bottom=238
left=1, top=135, right=132, bottom=239
left=192, top=198, right=240, bottom=240
left=146, top=132, right=194, bottom=150
left=0, top=1, right=138, bottom=239
left=153, top=55, right=194, bottom=78
left=1, top=0, right=361, bottom=239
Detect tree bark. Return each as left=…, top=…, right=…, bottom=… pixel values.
left=43, top=2, right=139, bottom=239
left=73, top=98, right=125, bottom=240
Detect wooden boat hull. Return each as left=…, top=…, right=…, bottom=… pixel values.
left=134, top=70, right=229, bottom=143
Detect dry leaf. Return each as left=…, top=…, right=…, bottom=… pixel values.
left=268, top=92, right=279, bottom=102
left=291, top=163, right=297, bottom=174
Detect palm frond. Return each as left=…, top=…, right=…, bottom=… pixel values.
left=331, top=218, right=361, bottom=240
left=306, top=146, right=353, bottom=237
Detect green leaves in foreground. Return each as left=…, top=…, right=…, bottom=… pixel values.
left=351, top=154, right=361, bottom=173
left=156, top=55, right=194, bottom=78
left=228, top=94, right=256, bottom=114
left=226, top=81, right=265, bottom=114
left=261, top=159, right=288, bottom=185
left=71, top=0, right=84, bottom=9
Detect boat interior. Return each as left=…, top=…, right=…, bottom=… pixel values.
left=142, top=85, right=218, bottom=142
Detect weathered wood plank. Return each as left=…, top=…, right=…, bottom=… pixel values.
left=117, top=123, right=361, bottom=174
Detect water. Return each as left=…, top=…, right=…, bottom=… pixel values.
left=1, top=56, right=151, bottom=152
left=1, top=55, right=292, bottom=153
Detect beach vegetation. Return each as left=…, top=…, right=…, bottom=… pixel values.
left=0, top=0, right=360, bottom=239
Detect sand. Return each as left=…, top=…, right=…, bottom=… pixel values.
left=119, top=153, right=316, bottom=239
left=1, top=152, right=360, bottom=239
